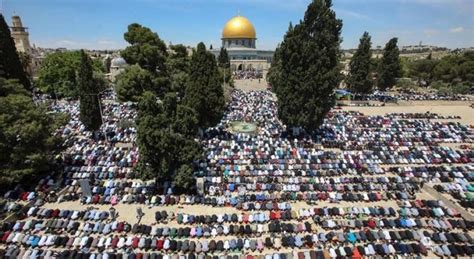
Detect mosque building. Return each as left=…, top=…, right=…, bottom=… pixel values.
left=211, top=15, right=274, bottom=73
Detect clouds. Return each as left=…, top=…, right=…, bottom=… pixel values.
left=423, top=29, right=439, bottom=38
left=35, top=38, right=125, bottom=50
left=335, top=9, right=372, bottom=21
left=450, top=27, right=464, bottom=33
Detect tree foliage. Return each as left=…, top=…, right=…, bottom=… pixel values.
left=402, top=51, right=473, bottom=94
left=166, top=44, right=190, bottom=98
left=18, top=51, right=32, bottom=78
left=38, top=51, right=105, bottom=99
left=218, top=47, right=230, bottom=69
left=0, top=14, right=30, bottom=90
left=78, top=50, right=102, bottom=131
left=408, top=56, right=438, bottom=86
left=432, top=51, right=474, bottom=84
left=184, top=43, right=225, bottom=129
left=116, top=23, right=170, bottom=102
left=0, top=78, right=66, bottom=189
left=377, top=38, right=401, bottom=90
left=116, top=65, right=160, bottom=102
left=122, top=23, right=168, bottom=72
left=270, top=0, right=342, bottom=131
left=347, top=32, right=373, bottom=94
left=136, top=91, right=201, bottom=192
left=267, top=45, right=283, bottom=92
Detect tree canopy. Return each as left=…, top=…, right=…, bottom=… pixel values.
left=269, top=0, right=342, bottom=132
left=136, top=91, right=201, bottom=192
left=116, top=23, right=170, bottom=102
left=166, top=44, right=190, bottom=98
left=347, top=32, right=373, bottom=94
left=218, top=47, right=230, bottom=69
left=116, top=65, right=160, bottom=102
left=377, top=38, right=401, bottom=90
left=78, top=50, right=102, bottom=132
left=0, top=78, right=66, bottom=189
left=184, top=42, right=225, bottom=129
left=122, top=23, right=168, bottom=73
left=0, top=14, right=31, bottom=90
left=37, top=51, right=105, bottom=99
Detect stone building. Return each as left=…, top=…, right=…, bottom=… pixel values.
left=10, top=15, right=31, bottom=53
left=211, top=15, right=274, bottom=72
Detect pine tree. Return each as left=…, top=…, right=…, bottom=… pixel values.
left=78, top=50, right=102, bottom=131
left=0, top=14, right=30, bottom=90
left=377, top=38, right=401, bottom=90
left=184, top=42, right=225, bottom=129
left=117, top=23, right=170, bottom=101
left=267, top=44, right=283, bottom=92
left=273, top=0, right=342, bottom=132
left=218, top=47, right=230, bottom=69
left=0, top=78, right=66, bottom=189
left=136, top=91, right=201, bottom=193
left=347, top=32, right=373, bottom=94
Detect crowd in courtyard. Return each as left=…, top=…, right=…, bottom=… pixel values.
left=233, top=71, right=263, bottom=80
left=0, top=89, right=473, bottom=258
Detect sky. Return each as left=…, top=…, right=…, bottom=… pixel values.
left=1, top=0, right=473, bottom=50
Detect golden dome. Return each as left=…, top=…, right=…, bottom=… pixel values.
left=222, top=16, right=256, bottom=39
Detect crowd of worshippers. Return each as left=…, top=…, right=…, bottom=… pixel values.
left=1, top=89, right=473, bottom=258
left=1, top=198, right=474, bottom=257
left=233, top=71, right=263, bottom=80
left=351, top=91, right=471, bottom=102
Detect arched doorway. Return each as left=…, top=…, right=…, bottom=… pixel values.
left=238, top=64, right=243, bottom=71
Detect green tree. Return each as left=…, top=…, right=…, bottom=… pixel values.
left=347, top=32, right=373, bottom=94
left=116, top=65, right=158, bottom=102
left=396, top=78, right=417, bottom=91
left=17, top=51, right=32, bottom=78
left=267, top=45, right=283, bottom=92
left=0, top=78, right=66, bottom=189
left=0, top=14, right=30, bottom=90
left=122, top=23, right=168, bottom=72
left=117, top=23, right=170, bottom=101
left=377, top=38, right=401, bottom=90
left=136, top=91, right=201, bottom=192
left=408, top=56, right=438, bottom=86
left=104, top=56, right=112, bottom=73
left=217, top=47, right=232, bottom=86
left=167, top=44, right=190, bottom=97
left=38, top=51, right=105, bottom=98
left=432, top=51, right=474, bottom=84
left=78, top=50, right=102, bottom=131
left=218, top=47, right=230, bottom=69
left=272, top=0, right=342, bottom=131
left=184, top=43, right=225, bottom=129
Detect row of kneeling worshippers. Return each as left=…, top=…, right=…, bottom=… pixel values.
left=2, top=242, right=474, bottom=258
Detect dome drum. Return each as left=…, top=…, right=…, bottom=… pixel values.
left=222, top=38, right=256, bottom=49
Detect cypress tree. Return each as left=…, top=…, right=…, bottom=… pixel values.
left=78, top=50, right=102, bottom=131
left=347, top=32, right=373, bottom=94
left=377, top=37, right=401, bottom=90
left=0, top=14, right=30, bottom=90
left=267, top=44, right=283, bottom=92
left=137, top=91, right=201, bottom=192
left=218, top=47, right=230, bottom=69
left=184, top=42, right=225, bottom=129
left=274, top=0, right=342, bottom=132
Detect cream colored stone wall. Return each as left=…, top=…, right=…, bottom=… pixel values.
left=230, top=59, right=270, bottom=72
